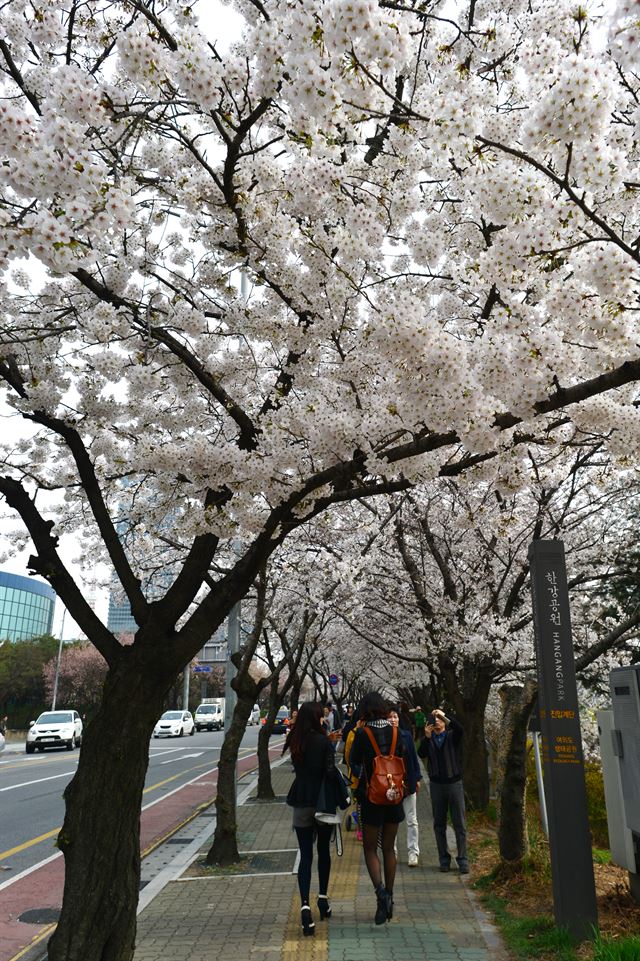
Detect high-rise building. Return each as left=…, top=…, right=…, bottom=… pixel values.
left=106, top=592, right=137, bottom=635
left=0, top=571, right=56, bottom=642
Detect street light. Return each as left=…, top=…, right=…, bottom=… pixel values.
left=51, top=607, right=67, bottom=711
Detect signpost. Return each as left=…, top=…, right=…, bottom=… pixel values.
left=328, top=673, right=339, bottom=686
left=194, top=666, right=212, bottom=674
left=529, top=539, right=598, bottom=939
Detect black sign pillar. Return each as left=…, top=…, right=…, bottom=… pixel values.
left=529, top=540, right=598, bottom=939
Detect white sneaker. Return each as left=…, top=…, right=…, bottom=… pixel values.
left=408, top=854, right=418, bottom=867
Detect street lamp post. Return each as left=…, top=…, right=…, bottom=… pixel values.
left=51, top=608, right=67, bottom=711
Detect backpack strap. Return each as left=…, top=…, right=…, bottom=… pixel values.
left=364, top=725, right=380, bottom=755
left=364, top=725, right=398, bottom=756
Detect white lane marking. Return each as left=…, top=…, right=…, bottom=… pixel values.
left=0, top=771, right=73, bottom=793
left=160, top=753, right=203, bottom=764
left=0, top=850, right=61, bottom=894
left=0, top=743, right=267, bottom=894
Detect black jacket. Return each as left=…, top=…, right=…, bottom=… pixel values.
left=349, top=723, right=406, bottom=802
left=286, top=730, right=336, bottom=808
left=418, top=716, right=464, bottom=784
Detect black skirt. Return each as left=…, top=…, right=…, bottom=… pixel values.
left=359, top=796, right=405, bottom=827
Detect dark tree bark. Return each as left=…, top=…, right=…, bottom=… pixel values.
left=256, top=682, right=281, bottom=799
left=441, top=658, right=493, bottom=810
left=47, top=651, right=170, bottom=961
left=495, top=677, right=538, bottom=866
left=205, top=690, right=254, bottom=864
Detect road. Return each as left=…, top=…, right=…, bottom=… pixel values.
left=0, top=725, right=263, bottom=879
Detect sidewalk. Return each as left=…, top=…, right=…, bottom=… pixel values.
left=134, top=762, right=509, bottom=961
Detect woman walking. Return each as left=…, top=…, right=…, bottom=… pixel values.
left=285, top=701, right=337, bottom=937
left=349, top=692, right=406, bottom=925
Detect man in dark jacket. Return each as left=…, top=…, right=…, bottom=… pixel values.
left=418, top=708, right=468, bottom=874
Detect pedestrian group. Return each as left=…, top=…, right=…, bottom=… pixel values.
left=283, top=692, right=469, bottom=936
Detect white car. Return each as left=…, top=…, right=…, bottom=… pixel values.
left=26, top=710, right=83, bottom=753
left=248, top=704, right=261, bottom=725
left=153, top=710, right=195, bottom=738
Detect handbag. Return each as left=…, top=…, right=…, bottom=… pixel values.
left=315, top=767, right=351, bottom=824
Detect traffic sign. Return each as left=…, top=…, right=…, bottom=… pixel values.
left=194, top=665, right=212, bottom=673
left=328, top=673, right=339, bottom=686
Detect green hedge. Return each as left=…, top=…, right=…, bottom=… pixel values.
left=527, top=747, right=609, bottom=849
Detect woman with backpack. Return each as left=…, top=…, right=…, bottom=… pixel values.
left=349, top=692, right=407, bottom=925
left=284, top=701, right=338, bottom=937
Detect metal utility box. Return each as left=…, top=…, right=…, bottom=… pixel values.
left=597, top=709, right=636, bottom=872
left=610, top=665, right=640, bottom=836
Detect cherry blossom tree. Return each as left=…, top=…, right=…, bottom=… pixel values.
left=42, top=642, right=108, bottom=712
left=0, top=1, right=639, bottom=959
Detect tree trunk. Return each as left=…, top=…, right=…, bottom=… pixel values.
left=256, top=720, right=275, bottom=800
left=460, top=711, right=490, bottom=810
left=47, top=657, right=169, bottom=961
left=205, top=691, right=253, bottom=865
left=256, top=683, right=281, bottom=799
left=438, top=656, right=494, bottom=811
left=496, top=677, right=538, bottom=866
left=289, top=676, right=301, bottom=712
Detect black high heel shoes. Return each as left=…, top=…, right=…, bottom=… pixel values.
left=317, top=895, right=332, bottom=919
left=301, top=905, right=315, bottom=936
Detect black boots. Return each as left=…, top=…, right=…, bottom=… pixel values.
left=301, top=905, right=315, bottom=936
left=374, top=885, right=393, bottom=925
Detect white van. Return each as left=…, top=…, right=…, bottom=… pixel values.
left=194, top=702, right=224, bottom=731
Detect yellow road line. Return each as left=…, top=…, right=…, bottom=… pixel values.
left=0, top=828, right=60, bottom=861
left=0, top=749, right=257, bottom=860
left=7, top=923, right=56, bottom=961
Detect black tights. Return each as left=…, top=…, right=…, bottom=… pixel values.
left=362, top=822, right=398, bottom=893
left=295, top=825, right=332, bottom=904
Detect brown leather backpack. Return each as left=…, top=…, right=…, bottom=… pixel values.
left=364, top=726, right=406, bottom=805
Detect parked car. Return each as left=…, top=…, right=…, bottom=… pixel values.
left=248, top=704, right=261, bottom=725
left=272, top=708, right=290, bottom=735
left=26, top=710, right=83, bottom=753
left=194, top=703, right=224, bottom=731
left=153, top=710, right=195, bottom=738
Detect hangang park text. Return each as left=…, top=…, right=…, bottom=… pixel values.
left=0, top=2, right=640, bottom=961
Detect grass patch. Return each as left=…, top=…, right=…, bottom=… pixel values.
left=592, top=934, right=640, bottom=961
left=592, top=848, right=612, bottom=866
left=480, top=894, right=579, bottom=961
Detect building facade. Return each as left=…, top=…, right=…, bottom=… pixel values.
left=0, top=571, right=56, bottom=642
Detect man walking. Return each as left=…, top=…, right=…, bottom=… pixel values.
left=418, top=708, right=468, bottom=874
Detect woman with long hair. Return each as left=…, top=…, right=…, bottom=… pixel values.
left=284, top=701, right=336, bottom=937
left=349, top=692, right=406, bottom=925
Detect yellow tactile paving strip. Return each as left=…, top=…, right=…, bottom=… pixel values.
left=280, top=821, right=361, bottom=961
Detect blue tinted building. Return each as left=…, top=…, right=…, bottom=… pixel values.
left=0, top=571, right=56, bottom=642
left=106, top=592, right=137, bottom=634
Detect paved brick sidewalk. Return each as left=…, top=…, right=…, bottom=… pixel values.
left=134, top=761, right=509, bottom=961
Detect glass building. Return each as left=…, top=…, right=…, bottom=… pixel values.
left=0, top=571, right=56, bottom=642
left=106, top=593, right=138, bottom=634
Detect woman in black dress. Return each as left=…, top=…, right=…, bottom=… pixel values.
left=284, top=701, right=336, bottom=936
left=349, top=692, right=406, bottom=925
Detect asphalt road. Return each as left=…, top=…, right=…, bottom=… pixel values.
left=0, top=725, right=263, bottom=878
